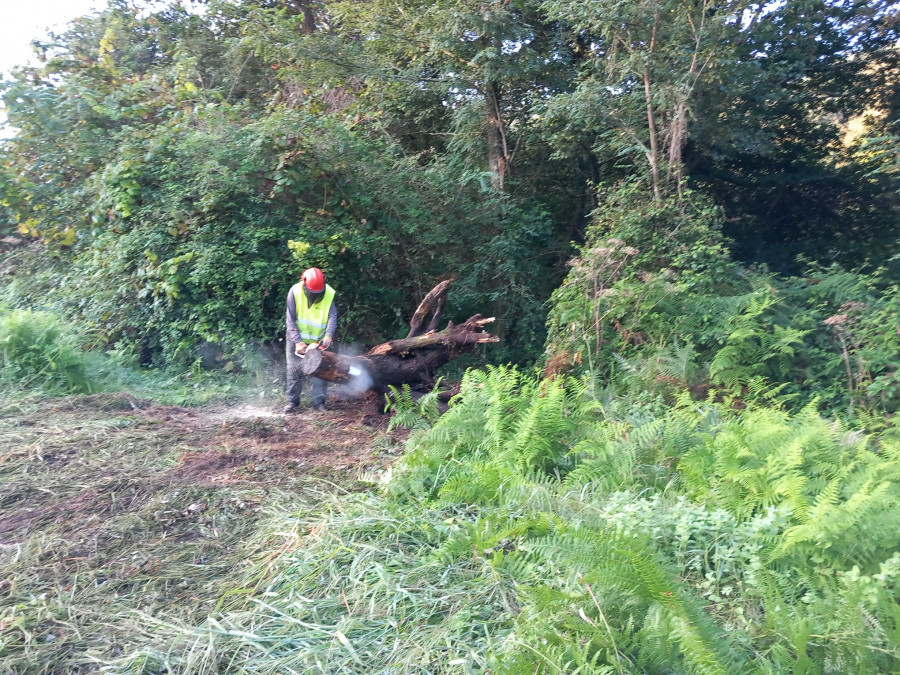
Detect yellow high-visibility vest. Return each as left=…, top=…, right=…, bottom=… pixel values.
left=292, top=283, right=335, bottom=344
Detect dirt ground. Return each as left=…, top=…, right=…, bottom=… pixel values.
left=0, top=391, right=407, bottom=673
left=0, top=393, right=402, bottom=537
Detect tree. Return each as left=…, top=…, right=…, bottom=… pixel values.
left=686, top=0, right=900, bottom=269
left=541, top=0, right=753, bottom=200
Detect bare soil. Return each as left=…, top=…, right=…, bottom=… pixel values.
left=152, top=398, right=398, bottom=485
left=0, top=394, right=401, bottom=538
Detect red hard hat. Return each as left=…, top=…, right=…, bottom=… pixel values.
left=301, top=267, right=325, bottom=293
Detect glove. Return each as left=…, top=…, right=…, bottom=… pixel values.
left=294, top=342, right=307, bottom=356
left=319, top=336, right=333, bottom=350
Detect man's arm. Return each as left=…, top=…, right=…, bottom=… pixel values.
left=320, top=302, right=338, bottom=349
left=285, top=287, right=303, bottom=344
left=325, top=302, right=338, bottom=339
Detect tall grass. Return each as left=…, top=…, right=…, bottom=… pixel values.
left=0, top=305, right=280, bottom=406
left=111, top=497, right=517, bottom=674
left=0, top=308, right=94, bottom=394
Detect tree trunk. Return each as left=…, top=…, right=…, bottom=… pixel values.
left=300, top=281, right=499, bottom=395
left=285, top=0, right=317, bottom=34
left=644, top=10, right=661, bottom=202
left=485, top=82, right=508, bottom=192
left=643, top=64, right=661, bottom=203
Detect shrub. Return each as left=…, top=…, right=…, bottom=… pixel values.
left=0, top=308, right=94, bottom=394
left=543, top=184, right=900, bottom=421
left=543, top=182, right=738, bottom=382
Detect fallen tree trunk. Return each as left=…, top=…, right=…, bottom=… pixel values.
left=300, top=280, right=499, bottom=395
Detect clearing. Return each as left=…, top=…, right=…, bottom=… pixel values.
left=0, top=392, right=404, bottom=673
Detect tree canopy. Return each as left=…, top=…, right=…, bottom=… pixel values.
left=0, top=0, right=897, bottom=366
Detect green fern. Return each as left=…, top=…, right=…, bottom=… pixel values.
left=709, top=289, right=808, bottom=396
left=385, top=380, right=443, bottom=432
left=0, top=308, right=95, bottom=393
left=679, top=404, right=900, bottom=573
left=520, top=528, right=737, bottom=674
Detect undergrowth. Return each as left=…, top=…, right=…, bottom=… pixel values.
left=0, top=304, right=277, bottom=407
left=543, top=188, right=900, bottom=425
left=134, top=366, right=900, bottom=674
left=0, top=308, right=94, bottom=395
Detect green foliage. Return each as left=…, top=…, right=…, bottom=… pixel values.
left=687, top=0, right=900, bottom=271
left=707, top=289, right=808, bottom=394
left=0, top=308, right=93, bottom=394
left=0, top=0, right=576, bottom=367
left=544, top=181, right=900, bottom=421
left=541, top=0, right=750, bottom=199
left=680, top=404, right=900, bottom=567
left=0, top=304, right=272, bottom=406
left=152, top=365, right=900, bottom=673
left=1, top=1, right=898, bottom=669
left=544, top=182, right=736, bottom=384
left=863, top=128, right=900, bottom=187
left=3, top=93, right=539, bottom=364
left=385, top=381, right=443, bottom=432
left=3, top=0, right=898, bottom=368
left=403, top=369, right=900, bottom=672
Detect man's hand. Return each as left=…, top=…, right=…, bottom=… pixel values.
left=319, top=336, right=333, bottom=350
left=294, top=342, right=307, bottom=356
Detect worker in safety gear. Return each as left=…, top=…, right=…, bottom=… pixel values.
left=284, top=267, right=337, bottom=413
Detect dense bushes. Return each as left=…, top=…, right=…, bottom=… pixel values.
left=1, top=99, right=558, bottom=367
left=2, top=104, right=485, bottom=365
left=0, top=2, right=570, bottom=369
left=3, top=0, right=897, bottom=370
left=544, top=183, right=900, bottom=422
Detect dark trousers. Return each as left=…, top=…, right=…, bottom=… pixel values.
left=285, top=338, right=327, bottom=406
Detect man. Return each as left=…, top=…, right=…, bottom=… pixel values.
left=284, top=267, right=337, bottom=413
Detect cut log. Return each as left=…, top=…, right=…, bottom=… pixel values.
left=298, top=349, right=350, bottom=383
left=300, top=281, right=499, bottom=395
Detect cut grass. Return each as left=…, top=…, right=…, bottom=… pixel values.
left=0, top=391, right=388, bottom=673
left=106, top=497, right=519, bottom=675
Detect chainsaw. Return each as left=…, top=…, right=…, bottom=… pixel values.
left=295, top=341, right=329, bottom=358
